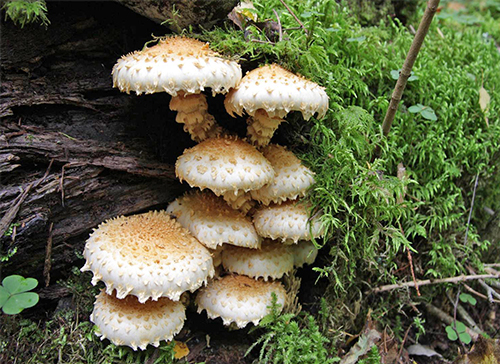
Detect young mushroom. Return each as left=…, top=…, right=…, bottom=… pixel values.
left=224, top=64, right=329, bottom=147
left=175, top=136, right=275, bottom=213
left=112, top=36, right=242, bottom=142
left=251, top=144, right=315, bottom=205
left=167, top=190, right=261, bottom=249
left=81, top=211, right=214, bottom=302
left=195, top=274, right=286, bottom=328
left=91, top=290, right=186, bottom=351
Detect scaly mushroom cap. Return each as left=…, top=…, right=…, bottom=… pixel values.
left=224, top=64, right=329, bottom=119
left=291, top=241, right=319, bottom=268
left=253, top=201, right=324, bottom=244
left=176, top=136, right=275, bottom=196
left=222, top=239, right=294, bottom=281
left=91, top=291, right=185, bottom=351
left=112, top=36, right=242, bottom=96
left=196, top=274, right=286, bottom=328
left=251, top=144, right=315, bottom=205
left=81, top=211, right=214, bottom=302
left=166, top=190, right=260, bottom=249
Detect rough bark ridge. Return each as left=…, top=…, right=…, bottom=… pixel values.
left=0, top=2, right=202, bottom=282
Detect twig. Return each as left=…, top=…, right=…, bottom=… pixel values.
left=278, top=0, right=308, bottom=35
left=373, top=0, right=440, bottom=160
left=424, top=303, right=480, bottom=341
left=272, top=9, right=283, bottom=42
left=465, top=173, right=479, bottom=246
left=43, top=222, right=54, bottom=287
left=463, top=283, right=500, bottom=304
left=485, top=263, right=500, bottom=268
left=397, top=324, right=412, bottom=364
left=371, top=273, right=500, bottom=293
left=445, top=291, right=482, bottom=334
left=467, top=266, right=500, bottom=303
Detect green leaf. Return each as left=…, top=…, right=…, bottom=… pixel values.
left=15, top=292, right=39, bottom=309
left=347, top=36, right=366, bottom=42
left=408, top=104, right=424, bottom=113
left=0, top=286, right=9, bottom=307
left=390, top=70, right=400, bottom=80
left=445, top=326, right=458, bottom=341
left=420, top=108, right=438, bottom=121
left=459, top=293, right=477, bottom=305
left=459, top=332, right=472, bottom=344
left=2, top=296, right=24, bottom=315
left=455, top=321, right=467, bottom=334
left=2, top=275, right=38, bottom=294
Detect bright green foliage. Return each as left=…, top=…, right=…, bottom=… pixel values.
left=2, top=0, right=50, bottom=28
left=459, top=293, right=477, bottom=306
left=0, top=275, right=39, bottom=315
left=247, top=294, right=336, bottom=364
left=358, top=345, right=382, bottom=364
left=445, top=321, right=472, bottom=345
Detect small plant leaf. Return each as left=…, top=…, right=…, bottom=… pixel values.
left=445, top=326, right=458, bottom=341
left=0, top=286, right=9, bottom=307
left=390, top=70, right=400, bottom=80
left=455, top=321, right=467, bottom=334
left=459, top=293, right=477, bottom=305
left=408, top=104, right=424, bottom=113
left=459, top=332, right=472, bottom=345
left=15, top=292, right=39, bottom=309
left=479, top=87, right=490, bottom=113
left=2, top=275, right=38, bottom=294
left=420, top=107, right=438, bottom=121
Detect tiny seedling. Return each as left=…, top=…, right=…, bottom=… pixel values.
left=459, top=293, right=477, bottom=306
left=408, top=104, right=438, bottom=121
left=0, top=275, right=39, bottom=315
left=390, top=69, right=418, bottom=81
left=445, top=321, right=472, bottom=345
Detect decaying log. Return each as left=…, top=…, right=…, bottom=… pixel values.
left=115, top=0, right=239, bottom=32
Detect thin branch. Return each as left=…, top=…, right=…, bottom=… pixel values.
left=272, top=9, right=283, bottom=42
left=424, top=303, right=480, bottom=341
left=371, top=273, right=500, bottom=293
left=463, top=283, right=500, bottom=304
left=278, top=0, right=308, bottom=35
left=373, top=0, right=440, bottom=160
left=465, top=173, right=479, bottom=246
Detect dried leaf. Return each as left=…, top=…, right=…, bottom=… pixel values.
left=479, top=87, right=491, bottom=114
left=340, top=328, right=381, bottom=364
left=173, top=340, right=189, bottom=359
left=407, top=344, right=442, bottom=358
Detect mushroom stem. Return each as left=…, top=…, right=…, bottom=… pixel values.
left=170, top=92, right=223, bottom=142
left=246, top=109, right=284, bottom=147
left=222, top=190, right=255, bottom=214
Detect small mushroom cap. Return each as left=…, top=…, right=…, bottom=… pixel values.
left=195, top=274, right=286, bottom=328
left=222, top=239, right=294, bottom=281
left=81, top=211, right=214, bottom=302
left=176, top=136, right=275, bottom=196
left=224, top=64, right=329, bottom=119
left=291, top=241, right=319, bottom=268
left=253, top=200, right=324, bottom=244
left=251, top=144, right=315, bottom=205
left=90, top=291, right=186, bottom=351
left=112, top=36, right=242, bottom=96
left=166, top=190, right=261, bottom=249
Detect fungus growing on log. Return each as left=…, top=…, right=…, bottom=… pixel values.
left=81, top=211, right=214, bottom=302
left=112, top=36, right=242, bottom=142
left=253, top=200, right=324, bottom=244
left=224, top=64, right=329, bottom=147
left=195, top=274, right=286, bottom=328
left=175, top=136, right=275, bottom=212
left=167, top=190, right=260, bottom=249
left=251, top=144, right=315, bottom=205
left=90, top=290, right=186, bottom=351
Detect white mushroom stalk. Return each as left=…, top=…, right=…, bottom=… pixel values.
left=224, top=64, right=329, bottom=147
left=112, top=36, right=242, bottom=142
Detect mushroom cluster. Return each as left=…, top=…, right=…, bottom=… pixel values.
left=83, top=36, right=329, bottom=351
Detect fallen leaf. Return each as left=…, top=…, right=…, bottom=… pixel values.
left=479, top=87, right=490, bottom=126
left=173, top=340, right=189, bottom=359
left=340, top=329, right=381, bottom=364
left=407, top=344, right=442, bottom=358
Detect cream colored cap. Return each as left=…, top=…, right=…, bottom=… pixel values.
left=90, top=291, right=185, bottom=351
left=251, top=144, right=315, bottom=205
left=224, top=64, right=329, bottom=119
left=196, top=274, right=286, bottom=328
left=291, top=241, right=319, bottom=268
left=81, top=211, right=214, bottom=302
left=222, top=239, right=294, bottom=280
left=112, top=36, right=241, bottom=96
left=166, top=190, right=260, bottom=249
left=253, top=200, right=324, bottom=244
left=175, top=136, right=275, bottom=196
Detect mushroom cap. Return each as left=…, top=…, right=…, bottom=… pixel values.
left=222, top=239, right=294, bottom=281
left=291, top=241, right=319, bottom=268
left=224, top=64, right=329, bottom=119
left=81, top=211, right=214, bottom=302
left=176, top=136, right=275, bottom=196
left=250, top=144, right=315, bottom=205
left=112, top=36, right=242, bottom=96
left=90, top=291, right=186, bottom=351
left=195, top=274, right=286, bottom=328
left=167, top=190, right=261, bottom=249
left=253, top=200, right=324, bottom=244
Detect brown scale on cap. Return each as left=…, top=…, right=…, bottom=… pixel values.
left=225, top=64, right=329, bottom=147
left=112, top=36, right=242, bottom=143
